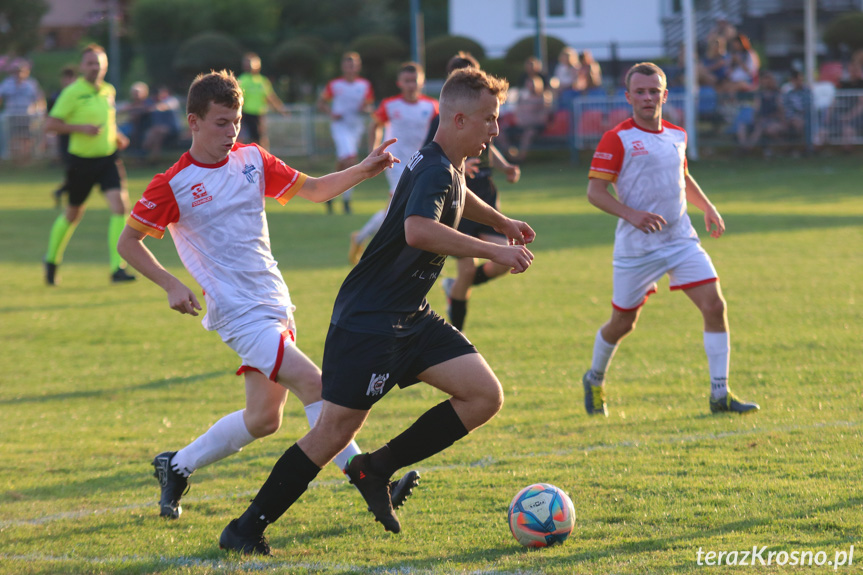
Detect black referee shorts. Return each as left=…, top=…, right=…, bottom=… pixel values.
left=321, top=312, right=477, bottom=410
left=66, top=152, right=125, bottom=207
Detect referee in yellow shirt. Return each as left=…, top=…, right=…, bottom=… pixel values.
left=44, top=43, right=135, bottom=285
left=237, top=52, right=287, bottom=151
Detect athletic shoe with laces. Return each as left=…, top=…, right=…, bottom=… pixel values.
left=219, top=519, right=272, bottom=556
left=152, top=451, right=189, bottom=519
left=348, top=232, right=363, bottom=265
left=582, top=370, right=608, bottom=417
left=389, top=470, right=420, bottom=510
left=441, top=278, right=455, bottom=321
left=345, top=453, right=401, bottom=533
left=710, top=392, right=760, bottom=414
left=111, top=267, right=137, bottom=283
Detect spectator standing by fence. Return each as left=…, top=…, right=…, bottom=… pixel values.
left=0, top=59, right=45, bottom=161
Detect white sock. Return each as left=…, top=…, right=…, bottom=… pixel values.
left=304, top=400, right=362, bottom=472
left=704, top=331, right=730, bottom=399
left=589, top=329, right=618, bottom=384
left=356, top=209, right=386, bottom=243
left=171, top=410, right=255, bottom=477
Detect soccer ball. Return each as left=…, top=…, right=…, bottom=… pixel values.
left=507, top=483, right=576, bottom=548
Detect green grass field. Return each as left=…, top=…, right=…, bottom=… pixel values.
left=1, top=154, right=861, bottom=574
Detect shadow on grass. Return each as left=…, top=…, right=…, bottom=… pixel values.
left=0, top=371, right=224, bottom=405
left=4, top=209, right=861, bottom=270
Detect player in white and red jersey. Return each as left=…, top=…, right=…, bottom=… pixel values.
left=117, top=70, right=419, bottom=524
left=582, top=62, right=758, bottom=417
left=318, top=51, right=374, bottom=214
left=349, top=62, right=438, bottom=264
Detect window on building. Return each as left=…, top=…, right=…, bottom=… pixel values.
left=523, top=0, right=583, bottom=25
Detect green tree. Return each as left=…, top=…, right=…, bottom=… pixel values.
left=0, top=0, right=49, bottom=55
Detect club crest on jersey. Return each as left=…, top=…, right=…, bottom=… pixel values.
left=631, top=140, right=649, bottom=157
left=191, top=183, right=213, bottom=207
left=242, top=164, right=259, bottom=184
left=366, top=373, right=390, bottom=397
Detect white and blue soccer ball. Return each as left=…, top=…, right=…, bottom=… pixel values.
left=507, top=483, right=576, bottom=548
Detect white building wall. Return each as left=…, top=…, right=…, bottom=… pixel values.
left=449, top=0, right=666, bottom=61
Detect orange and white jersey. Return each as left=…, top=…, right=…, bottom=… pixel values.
left=322, top=76, right=374, bottom=121
left=373, top=94, right=438, bottom=164
left=128, top=143, right=307, bottom=331
left=589, top=118, right=699, bottom=258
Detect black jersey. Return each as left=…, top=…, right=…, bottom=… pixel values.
left=330, top=141, right=465, bottom=336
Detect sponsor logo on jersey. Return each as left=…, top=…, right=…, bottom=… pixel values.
left=242, top=164, right=259, bottom=184
left=191, top=182, right=213, bottom=207
left=593, top=151, right=613, bottom=160
left=138, top=198, right=157, bottom=209
left=366, top=373, right=390, bottom=397
left=631, top=140, right=649, bottom=157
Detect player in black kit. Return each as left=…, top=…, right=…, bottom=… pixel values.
left=219, top=67, right=535, bottom=556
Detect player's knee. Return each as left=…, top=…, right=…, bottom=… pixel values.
left=245, top=409, right=283, bottom=438
left=476, top=378, right=504, bottom=419
left=701, top=296, right=726, bottom=321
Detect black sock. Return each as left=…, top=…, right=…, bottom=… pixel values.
left=238, top=443, right=320, bottom=533
left=473, top=264, right=492, bottom=286
left=374, top=401, right=469, bottom=476
left=450, top=298, right=467, bottom=331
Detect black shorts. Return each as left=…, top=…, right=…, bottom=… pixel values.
left=321, top=312, right=477, bottom=410
left=460, top=170, right=502, bottom=239
left=243, top=114, right=263, bottom=143
left=66, top=153, right=125, bottom=207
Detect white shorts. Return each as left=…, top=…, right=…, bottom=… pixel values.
left=330, top=119, right=364, bottom=160
left=218, top=308, right=297, bottom=382
left=385, top=160, right=407, bottom=192
left=612, top=242, right=718, bottom=312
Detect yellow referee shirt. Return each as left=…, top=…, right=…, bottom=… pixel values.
left=237, top=72, right=274, bottom=116
left=49, top=77, right=118, bottom=158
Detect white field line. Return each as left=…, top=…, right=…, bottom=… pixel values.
left=2, top=419, right=859, bottom=531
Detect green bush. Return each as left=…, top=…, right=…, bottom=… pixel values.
left=504, top=35, right=567, bottom=73
left=351, top=34, right=409, bottom=99
left=424, top=35, right=486, bottom=78
left=172, top=32, right=244, bottom=88
left=270, top=37, right=328, bottom=102
left=823, top=12, right=863, bottom=52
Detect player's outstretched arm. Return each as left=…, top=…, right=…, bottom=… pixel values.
left=684, top=174, right=725, bottom=238
left=117, top=226, right=202, bottom=316
left=405, top=215, right=534, bottom=274
left=463, top=188, right=535, bottom=246
left=297, top=139, right=399, bottom=203
left=587, top=177, right=667, bottom=234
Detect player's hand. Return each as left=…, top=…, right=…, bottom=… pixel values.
left=504, top=164, right=521, bottom=184
left=704, top=204, right=725, bottom=238
left=491, top=243, right=534, bottom=274
left=496, top=218, right=536, bottom=247
left=116, top=131, right=130, bottom=151
left=80, top=124, right=101, bottom=136
left=166, top=280, right=202, bottom=316
left=628, top=210, right=667, bottom=234
left=359, top=138, right=400, bottom=177
left=465, top=157, right=481, bottom=178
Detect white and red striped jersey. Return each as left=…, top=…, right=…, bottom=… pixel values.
left=373, top=95, right=438, bottom=164
left=322, top=77, right=373, bottom=120
left=589, top=118, right=699, bottom=258
left=128, top=143, right=307, bottom=331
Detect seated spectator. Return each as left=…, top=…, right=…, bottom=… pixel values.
left=706, top=11, right=738, bottom=47
left=141, top=86, right=180, bottom=163
left=496, top=72, right=551, bottom=163
left=738, top=72, right=784, bottom=152
left=782, top=70, right=810, bottom=143
left=551, top=47, right=581, bottom=110
left=836, top=52, right=863, bottom=148
left=0, top=59, right=45, bottom=161
left=726, top=34, right=759, bottom=93
left=578, top=50, right=603, bottom=91
left=698, top=37, right=729, bottom=91
left=118, top=81, right=152, bottom=151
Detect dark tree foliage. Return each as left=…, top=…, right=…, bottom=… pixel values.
left=0, top=0, right=49, bottom=55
